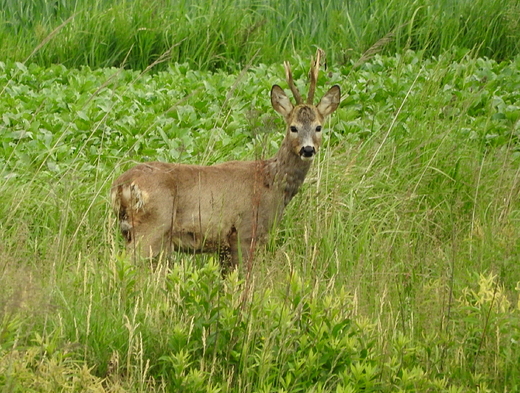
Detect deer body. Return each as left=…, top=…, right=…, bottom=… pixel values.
left=111, top=51, right=340, bottom=268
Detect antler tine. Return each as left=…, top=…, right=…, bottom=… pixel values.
left=284, top=60, right=303, bottom=105
left=306, top=48, right=324, bottom=104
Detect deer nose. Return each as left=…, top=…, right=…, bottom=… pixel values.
left=300, top=146, right=316, bottom=158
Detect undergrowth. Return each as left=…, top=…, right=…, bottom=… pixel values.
left=1, top=51, right=520, bottom=391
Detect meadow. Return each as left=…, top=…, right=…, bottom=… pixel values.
left=0, top=0, right=519, bottom=70
left=2, top=0, right=520, bottom=392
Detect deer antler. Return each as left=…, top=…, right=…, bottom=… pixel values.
left=307, top=48, right=324, bottom=104
left=284, top=60, right=303, bottom=105
left=284, top=48, right=325, bottom=105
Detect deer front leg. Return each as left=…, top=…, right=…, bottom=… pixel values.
left=220, top=228, right=255, bottom=273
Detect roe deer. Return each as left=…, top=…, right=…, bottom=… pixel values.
left=111, top=49, right=340, bottom=270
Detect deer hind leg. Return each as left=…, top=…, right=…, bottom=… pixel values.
left=127, top=225, right=171, bottom=260
left=112, top=181, right=173, bottom=260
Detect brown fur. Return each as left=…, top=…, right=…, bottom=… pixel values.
left=111, top=64, right=340, bottom=270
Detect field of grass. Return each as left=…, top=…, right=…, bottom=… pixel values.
left=1, top=0, right=520, bottom=391
left=0, top=0, right=519, bottom=71
left=1, top=49, right=520, bottom=391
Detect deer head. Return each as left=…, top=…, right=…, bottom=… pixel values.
left=270, top=49, right=341, bottom=161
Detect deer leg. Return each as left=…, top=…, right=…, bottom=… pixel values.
left=127, top=227, right=168, bottom=260
left=221, top=227, right=249, bottom=271
left=218, top=245, right=233, bottom=275
left=225, top=227, right=256, bottom=273
left=220, top=228, right=239, bottom=273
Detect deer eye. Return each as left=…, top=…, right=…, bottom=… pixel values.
left=290, top=126, right=298, bottom=133
left=316, top=126, right=322, bottom=132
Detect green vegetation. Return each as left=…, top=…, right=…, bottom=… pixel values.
left=1, top=0, right=520, bottom=390
left=1, top=50, right=520, bottom=391
left=0, top=0, right=519, bottom=71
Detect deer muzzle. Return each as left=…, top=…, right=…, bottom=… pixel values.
left=300, top=145, right=316, bottom=160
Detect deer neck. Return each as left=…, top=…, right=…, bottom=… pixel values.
left=267, top=138, right=313, bottom=206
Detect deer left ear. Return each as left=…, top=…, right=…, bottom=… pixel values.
left=317, top=85, right=341, bottom=117
left=271, top=85, right=294, bottom=117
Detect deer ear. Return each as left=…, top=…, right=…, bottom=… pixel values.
left=271, top=85, right=294, bottom=117
left=317, top=85, right=341, bottom=117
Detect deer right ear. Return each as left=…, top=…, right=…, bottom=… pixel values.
left=271, top=85, right=294, bottom=117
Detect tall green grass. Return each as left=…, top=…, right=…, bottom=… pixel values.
left=0, top=0, right=519, bottom=71
left=1, top=51, right=520, bottom=391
